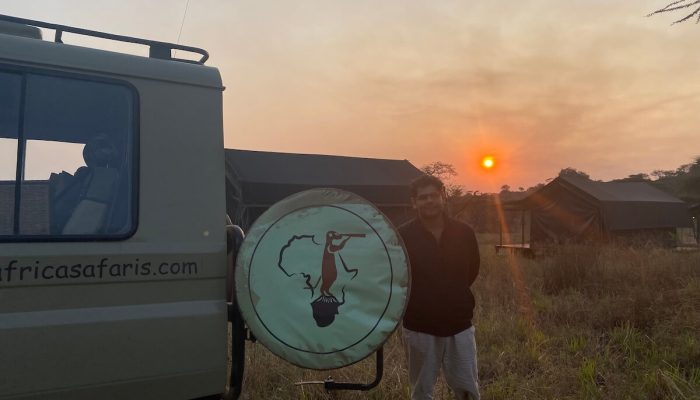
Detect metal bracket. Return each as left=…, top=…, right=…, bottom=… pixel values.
left=295, top=347, right=384, bottom=392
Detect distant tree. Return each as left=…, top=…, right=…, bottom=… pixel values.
left=683, top=156, right=700, bottom=197
left=617, top=173, right=651, bottom=182
left=450, top=186, right=465, bottom=198
left=651, top=169, right=676, bottom=180
left=452, top=191, right=502, bottom=233
left=649, top=156, right=700, bottom=202
left=421, top=161, right=457, bottom=181
left=648, top=1, right=700, bottom=24
left=558, top=167, right=591, bottom=180
left=498, top=184, right=530, bottom=203
left=421, top=161, right=465, bottom=198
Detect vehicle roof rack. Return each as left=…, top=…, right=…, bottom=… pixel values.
left=0, top=14, right=209, bottom=65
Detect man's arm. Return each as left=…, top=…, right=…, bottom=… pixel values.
left=466, top=228, right=480, bottom=287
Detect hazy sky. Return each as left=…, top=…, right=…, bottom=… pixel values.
left=2, top=1, right=699, bottom=191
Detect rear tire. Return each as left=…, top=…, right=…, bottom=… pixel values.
left=225, top=221, right=245, bottom=400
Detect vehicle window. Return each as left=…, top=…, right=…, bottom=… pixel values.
left=0, top=68, right=136, bottom=239
left=0, top=138, right=18, bottom=235
left=24, top=140, right=85, bottom=180
left=0, top=71, right=22, bottom=235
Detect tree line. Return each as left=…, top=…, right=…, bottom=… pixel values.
left=422, top=157, right=700, bottom=234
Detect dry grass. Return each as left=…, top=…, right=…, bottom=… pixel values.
left=233, top=241, right=700, bottom=399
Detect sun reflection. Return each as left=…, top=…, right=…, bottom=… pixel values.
left=493, top=195, right=534, bottom=325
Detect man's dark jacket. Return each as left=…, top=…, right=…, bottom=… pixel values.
left=400, top=216, right=480, bottom=337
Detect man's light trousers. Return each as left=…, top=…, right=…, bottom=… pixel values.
left=403, top=326, right=480, bottom=400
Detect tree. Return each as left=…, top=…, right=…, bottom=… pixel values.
left=616, top=173, right=650, bottom=182
left=648, top=1, right=700, bottom=24
left=558, top=167, right=591, bottom=180
left=683, top=156, right=700, bottom=198
left=649, top=156, right=700, bottom=202
left=421, top=161, right=464, bottom=198
left=651, top=169, right=676, bottom=180
left=421, top=161, right=457, bottom=181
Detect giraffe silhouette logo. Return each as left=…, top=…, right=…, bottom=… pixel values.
left=278, top=230, right=365, bottom=327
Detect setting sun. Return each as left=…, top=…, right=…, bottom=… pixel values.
left=482, top=156, right=495, bottom=169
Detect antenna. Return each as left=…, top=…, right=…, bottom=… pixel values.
left=173, top=0, right=191, bottom=58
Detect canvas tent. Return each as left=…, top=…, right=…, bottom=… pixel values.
left=224, top=149, right=423, bottom=230
left=690, top=203, right=700, bottom=241
left=501, top=175, right=693, bottom=249
left=690, top=203, right=700, bottom=216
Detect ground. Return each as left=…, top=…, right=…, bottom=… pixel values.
left=232, top=235, right=700, bottom=399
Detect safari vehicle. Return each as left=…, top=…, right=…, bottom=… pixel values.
left=0, top=15, right=408, bottom=400
left=0, top=15, right=229, bottom=400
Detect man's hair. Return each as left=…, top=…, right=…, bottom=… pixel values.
left=410, top=174, right=446, bottom=198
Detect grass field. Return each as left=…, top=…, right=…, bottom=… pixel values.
left=233, top=238, right=700, bottom=399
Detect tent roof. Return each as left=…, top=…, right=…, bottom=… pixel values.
left=225, top=149, right=422, bottom=186
left=506, top=175, right=692, bottom=231
left=558, top=176, right=685, bottom=203
left=225, top=149, right=423, bottom=207
left=509, top=176, right=687, bottom=207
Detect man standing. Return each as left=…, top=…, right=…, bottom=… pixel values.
left=400, top=174, right=480, bottom=400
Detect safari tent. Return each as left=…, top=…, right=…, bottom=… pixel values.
left=690, top=203, right=700, bottom=240
left=224, top=149, right=423, bottom=229
left=499, top=175, right=694, bottom=252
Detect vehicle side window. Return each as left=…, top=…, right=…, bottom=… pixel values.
left=0, top=68, right=137, bottom=240
left=0, top=71, right=22, bottom=235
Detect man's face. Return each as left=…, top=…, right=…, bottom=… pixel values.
left=411, top=185, right=446, bottom=219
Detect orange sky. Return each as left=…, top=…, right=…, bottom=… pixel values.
left=4, top=0, right=700, bottom=192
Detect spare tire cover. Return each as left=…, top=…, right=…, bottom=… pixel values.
left=235, top=188, right=410, bottom=370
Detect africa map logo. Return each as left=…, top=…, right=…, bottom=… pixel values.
left=278, top=230, right=365, bottom=327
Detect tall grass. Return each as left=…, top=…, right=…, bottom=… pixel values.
left=233, top=242, right=700, bottom=399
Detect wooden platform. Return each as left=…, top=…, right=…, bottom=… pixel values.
left=495, top=243, right=535, bottom=258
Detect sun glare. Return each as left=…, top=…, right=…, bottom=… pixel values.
left=482, top=156, right=495, bottom=169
